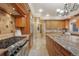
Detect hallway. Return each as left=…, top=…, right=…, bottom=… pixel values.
left=28, top=32, right=49, bottom=56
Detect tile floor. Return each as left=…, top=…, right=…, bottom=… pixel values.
left=28, top=32, right=49, bottom=56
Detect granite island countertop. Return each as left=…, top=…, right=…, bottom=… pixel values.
left=46, top=33, right=79, bottom=56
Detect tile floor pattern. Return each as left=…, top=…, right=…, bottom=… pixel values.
left=28, top=32, right=49, bottom=56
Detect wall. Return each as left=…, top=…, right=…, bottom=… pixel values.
left=0, top=13, right=15, bottom=40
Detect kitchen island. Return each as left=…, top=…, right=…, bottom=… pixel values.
left=46, top=33, right=79, bottom=56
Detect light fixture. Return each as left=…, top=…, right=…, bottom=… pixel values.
left=60, top=10, right=64, bottom=13
left=13, top=8, right=15, bottom=10
left=6, top=14, right=11, bottom=17
left=38, top=9, right=43, bottom=13
left=65, top=10, right=68, bottom=12
left=57, top=3, right=79, bottom=16
left=56, top=9, right=61, bottom=12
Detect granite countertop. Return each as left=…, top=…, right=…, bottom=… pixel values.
left=15, top=34, right=31, bottom=38
left=47, top=33, right=79, bottom=56
left=15, top=34, right=29, bottom=37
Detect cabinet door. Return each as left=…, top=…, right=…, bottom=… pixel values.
left=54, top=41, right=63, bottom=56
left=46, top=36, right=50, bottom=55
left=65, top=20, right=69, bottom=29
left=47, top=36, right=54, bottom=56
left=76, top=19, right=79, bottom=28
left=60, top=46, right=72, bottom=56
left=46, top=36, right=56, bottom=56
left=15, top=17, right=26, bottom=27
left=51, top=39, right=56, bottom=56
left=21, top=17, right=26, bottom=27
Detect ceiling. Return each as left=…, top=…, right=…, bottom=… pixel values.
left=0, top=3, right=30, bottom=16
left=29, top=3, right=79, bottom=20
left=30, top=3, right=64, bottom=16
left=0, top=3, right=20, bottom=15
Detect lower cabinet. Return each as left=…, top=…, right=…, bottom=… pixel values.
left=46, top=36, right=73, bottom=56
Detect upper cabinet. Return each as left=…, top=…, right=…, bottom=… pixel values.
left=15, top=17, right=26, bottom=27
left=65, top=20, right=69, bottom=29
left=46, top=20, right=65, bottom=29
left=76, top=19, right=79, bottom=28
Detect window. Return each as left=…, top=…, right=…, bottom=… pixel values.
left=72, top=23, right=78, bottom=32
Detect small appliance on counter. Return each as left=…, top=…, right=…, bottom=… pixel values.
left=15, top=29, right=22, bottom=36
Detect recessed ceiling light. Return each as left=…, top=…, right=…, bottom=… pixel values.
left=56, top=9, right=61, bottom=12
left=38, top=9, right=43, bottom=12
left=13, top=8, right=15, bottom=10
left=46, top=14, right=50, bottom=17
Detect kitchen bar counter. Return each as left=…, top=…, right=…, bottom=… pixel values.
left=47, top=33, right=79, bottom=56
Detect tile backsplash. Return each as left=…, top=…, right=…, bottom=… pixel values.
left=0, top=13, right=15, bottom=39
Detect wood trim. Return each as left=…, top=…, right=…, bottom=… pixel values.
left=11, top=3, right=30, bottom=16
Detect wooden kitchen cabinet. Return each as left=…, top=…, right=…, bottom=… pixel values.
left=15, top=17, right=26, bottom=27
left=54, top=41, right=63, bottom=56
left=65, top=20, right=69, bottom=29
left=15, top=14, right=30, bottom=34
left=46, top=36, right=73, bottom=56
left=76, top=19, right=79, bottom=28
left=46, top=36, right=57, bottom=56
left=46, top=20, right=65, bottom=29
left=46, top=36, right=52, bottom=55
